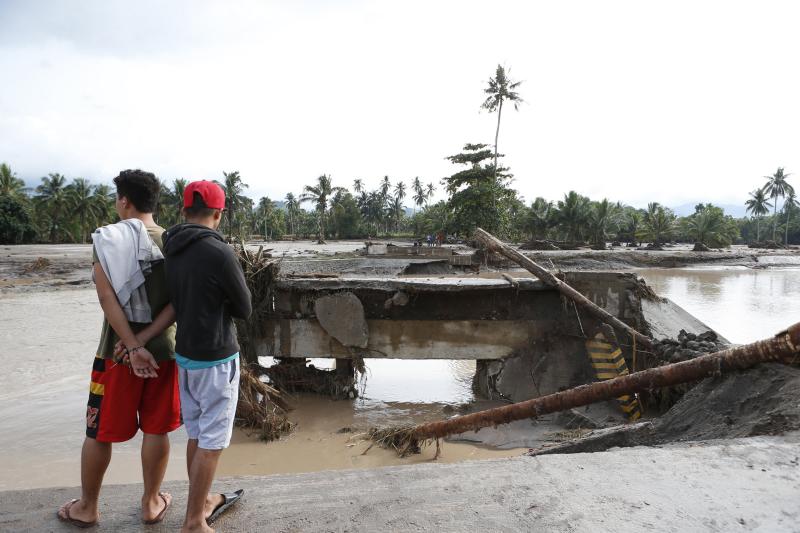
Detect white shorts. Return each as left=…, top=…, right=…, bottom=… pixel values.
left=177, top=357, right=240, bottom=450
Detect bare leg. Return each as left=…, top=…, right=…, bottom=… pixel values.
left=58, top=437, right=111, bottom=523
left=186, top=438, right=199, bottom=475
left=141, top=432, right=172, bottom=521
left=182, top=447, right=224, bottom=533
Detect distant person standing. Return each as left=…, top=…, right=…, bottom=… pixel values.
left=162, top=180, right=251, bottom=533
left=426, top=234, right=433, bottom=247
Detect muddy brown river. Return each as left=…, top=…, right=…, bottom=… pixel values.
left=1, top=266, right=797, bottom=490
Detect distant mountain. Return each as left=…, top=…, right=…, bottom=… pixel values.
left=671, top=202, right=748, bottom=218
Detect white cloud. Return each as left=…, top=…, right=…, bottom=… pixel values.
left=1, top=0, right=798, bottom=208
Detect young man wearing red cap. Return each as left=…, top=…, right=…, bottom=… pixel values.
left=162, top=180, right=251, bottom=533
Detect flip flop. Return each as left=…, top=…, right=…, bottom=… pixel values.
left=206, top=489, right=244, bottom=525
left=57, top=499, right=98, bottom=529
left=143, top=492, right=171, bottom=525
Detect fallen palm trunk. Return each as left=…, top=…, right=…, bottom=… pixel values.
left=473, top=227, right=654, bottom=350
left=371, top=323, right=800, bottom=455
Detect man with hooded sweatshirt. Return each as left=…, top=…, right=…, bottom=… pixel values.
left=161, top=180, right=251, bottom=533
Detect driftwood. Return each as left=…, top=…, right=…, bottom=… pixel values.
left=371, top=322, right=800, bottom=453
left=473, top=227, right=654, bottom=350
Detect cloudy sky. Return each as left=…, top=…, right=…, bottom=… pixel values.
left=1, top=0, right=798, bottom=209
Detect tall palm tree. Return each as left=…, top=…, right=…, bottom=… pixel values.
left=763, top=167, right=794, bottom=242
left=91, top=184, right=115, bottom=227
left=167, top=178, right=187, bottom=226
left=391, top=182, right=407, bottom=233
left=481, top=64, right=523, bottom=180
left=299, top=174, right=343, bottom=242
left=66, top=178, right=97, bottom=243
left=353, top=179, right=364, bottom=195
left=284, top=192, right=299, bottom=236
left=425, top=182, right=436, bottom=205
left=783, top=190, right=798, bottom=246
left=394, top=182, right=406, bottom=204
left=256, top=196, right=274, bottom=239
left=0, top=163, right=26, bottom=198
left=220, top=171, right=249, bottom=238
left=411, top=177, right=425, bottom=215
left=35, top=173, right=70, bottom=243
left=744, top=188, right=772, bottom=243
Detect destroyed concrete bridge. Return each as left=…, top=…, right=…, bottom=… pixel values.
left=254, top=269, right=718, bottom=401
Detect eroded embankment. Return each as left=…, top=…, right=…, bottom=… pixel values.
left=530, top=363, right=800, bottom=455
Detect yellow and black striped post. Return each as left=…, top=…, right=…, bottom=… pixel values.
left=585, top=333, right=642, bottom=421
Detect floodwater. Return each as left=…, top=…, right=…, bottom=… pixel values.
left=1, top=266, right=797, bottom=490
left=0, top=289, right=517, bottom=491
left=638, top=267, right=800, bottom=344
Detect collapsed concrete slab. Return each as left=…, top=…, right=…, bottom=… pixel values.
left=253, top=271, right=724, bottom=403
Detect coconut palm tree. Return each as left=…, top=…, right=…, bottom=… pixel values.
left=425, top=182, right=436, bottom=205
left=763, top=167, right=794, bottom=242
left=220, top=171, right=249, bottom=238
left=66, top=178, right=97, bottom=243
left=284, top=192, right=299, bottom=236
left=556, top=191, right=590, bottom=242
left=481, top=64, right=523, bottom=180
left=783, top=190, right=798, bottom=245
left=353, top=179, right=364, bottom=195
left=300, top=174, right=343, bottom=242
left=0, top=163, right=27, bottom=198
left=744, top=188, right=772, bottom=243
left=411, top=177, right=425, bottom=215
left=35, top=173, right=70, bottom=243
left=91, top=184, right=115, bottom=226
left=526, top=197, right=553, bottom=240
left=587, top=198, right=617, bottom=247
left=638, top=204, right=675, bottom=246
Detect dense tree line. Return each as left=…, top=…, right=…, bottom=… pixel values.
left=1, top=159, right=798, bottom=247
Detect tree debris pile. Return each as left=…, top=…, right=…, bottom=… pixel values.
left=233, top=245, right=280, bottom=364
left=236, top=364, right=295, bottom=442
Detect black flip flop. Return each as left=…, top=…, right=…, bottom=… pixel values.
left=207, top=489, right=244, bottom=525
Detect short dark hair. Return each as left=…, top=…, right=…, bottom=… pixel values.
left=184, top=191, right=220, bottom=219
left=113, top=169, right=159, bottom=213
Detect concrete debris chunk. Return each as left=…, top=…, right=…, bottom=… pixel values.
left=314, top=292, right=369, bottom=348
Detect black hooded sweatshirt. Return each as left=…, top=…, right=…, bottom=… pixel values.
left=162, top=223, right=252, bottom=362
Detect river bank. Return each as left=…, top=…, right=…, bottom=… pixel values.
left=2, top=242, right=799, bottom=294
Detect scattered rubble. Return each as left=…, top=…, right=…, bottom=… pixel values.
left=652, top=329, right=728, bottom=362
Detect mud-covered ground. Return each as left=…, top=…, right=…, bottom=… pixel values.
left=3, top=241, right=799, bottom=294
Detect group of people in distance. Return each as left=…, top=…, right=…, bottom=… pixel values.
left=56, top=170, right=250, bottom=533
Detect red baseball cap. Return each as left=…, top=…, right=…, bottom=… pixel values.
left=184, top=180, right=225, bottom=210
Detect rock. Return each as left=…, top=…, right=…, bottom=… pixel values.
left=693, top=242, right=711, bottom=252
